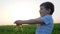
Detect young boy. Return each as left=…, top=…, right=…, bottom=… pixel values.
left=14, top=2, right=54, bottom=34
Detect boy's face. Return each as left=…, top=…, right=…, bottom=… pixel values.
left=39, top=6, right=50, bottom=17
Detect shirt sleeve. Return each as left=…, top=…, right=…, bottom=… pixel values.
left=41, top=15, right=51, bottom=25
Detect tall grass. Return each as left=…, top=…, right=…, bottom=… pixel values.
left=0, top=24, right=60, bottom=34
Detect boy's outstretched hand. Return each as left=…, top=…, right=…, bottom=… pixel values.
left=14, top=20, right=23, bottom=26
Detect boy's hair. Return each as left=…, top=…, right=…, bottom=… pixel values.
left=40, top=2, right=54, bottom=15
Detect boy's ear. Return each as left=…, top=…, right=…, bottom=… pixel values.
left=47, top=9, right=51, bottom=14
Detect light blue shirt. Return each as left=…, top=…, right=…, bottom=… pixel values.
left=36, top=15, right=54, bottom=34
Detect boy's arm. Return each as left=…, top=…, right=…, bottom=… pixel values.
left=14, top=18, right=45, bottom=25
left=23, top=19, right=45, bottom=25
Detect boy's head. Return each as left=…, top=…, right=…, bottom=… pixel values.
left=39, top=2, right=54, bottom=16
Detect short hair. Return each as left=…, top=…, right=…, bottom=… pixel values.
left=40, top=2, right=54, bottom=15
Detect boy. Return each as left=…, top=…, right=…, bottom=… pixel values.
left=14, top=2, right=54, bottom=34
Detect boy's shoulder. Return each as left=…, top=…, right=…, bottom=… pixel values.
left=42, top=14, right=52, bottom=19
left=42, top=15, right=53, bottom=25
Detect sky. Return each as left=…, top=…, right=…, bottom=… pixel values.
left=0, top=0, right=60, bottom=25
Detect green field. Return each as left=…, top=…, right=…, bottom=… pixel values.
left=0, top=24, right=60, bottom=34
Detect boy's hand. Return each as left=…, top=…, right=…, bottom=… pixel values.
left=14, top=20, right=22, bottom=26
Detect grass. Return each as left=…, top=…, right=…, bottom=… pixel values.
left=52, top=23, right=60, bottom=34
left=0, top=24, right=60, bottom=34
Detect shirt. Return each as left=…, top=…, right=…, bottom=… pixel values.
left=36, top=15, right=54, bottom=34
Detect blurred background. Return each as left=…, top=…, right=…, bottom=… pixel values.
left=0, top=0, right=60, bottom=25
